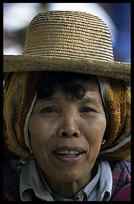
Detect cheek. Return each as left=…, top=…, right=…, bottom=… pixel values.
left=84, top=116, right=106, bottom=153
left=28, top=116, right=51, bottom=156
left=91, top=116, right=106, bottom=137
left=87, top=115, right=106, bottom=136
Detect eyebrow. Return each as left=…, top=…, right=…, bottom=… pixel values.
left=80, top=97, right=100, bottom=104
left=37, top=96, right=61, bottom=103
left=37, top=96, right=101, bottom=106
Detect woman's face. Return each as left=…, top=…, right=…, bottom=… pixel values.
left=29, top=77, right=106, bottom=185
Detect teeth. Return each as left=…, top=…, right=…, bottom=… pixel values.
left=57, top=150, right=81, bottom=155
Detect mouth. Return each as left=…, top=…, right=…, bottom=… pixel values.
left=52, top=147, right=86, bottom=163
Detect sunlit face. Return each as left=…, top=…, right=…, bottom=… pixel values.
left=29, top=77, right=106, bottom=185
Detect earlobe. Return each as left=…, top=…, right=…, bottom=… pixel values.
left=101, top=139, right=106, bottom=145
left=102, top=123, right=108, bottom=145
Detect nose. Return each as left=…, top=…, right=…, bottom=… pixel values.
left=57, top=114, right=81, bottom=138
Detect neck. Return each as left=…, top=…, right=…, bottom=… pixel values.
left=46, top=176, right=90, bottom=198
left=45, top=166, right=97, bottom=198
left=37, top=160, right=97, bottom=199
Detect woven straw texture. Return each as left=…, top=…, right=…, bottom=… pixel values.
left=23, top=10, right=113, bottom=61
left=3, top=11, right=130, bottom=85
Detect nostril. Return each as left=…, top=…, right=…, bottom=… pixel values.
left=73, top=133, right=78, bottom=137
left=61, top=131, right=79, bottom=137
left=62, top=132, right=68, bottom=137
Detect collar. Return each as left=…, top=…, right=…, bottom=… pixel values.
left=75, top=160, right=112, bottom=201
left=20, top=160, right=54, bottom=201
left=20, top=160, right=112, bottom=201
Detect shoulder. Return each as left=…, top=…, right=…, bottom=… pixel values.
left=3, top=160, right=24, bottom=201
left=109, top=160, right=131, bottom=201
left=110, top=160, right=131, bottom=184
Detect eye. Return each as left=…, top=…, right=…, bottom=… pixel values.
left=80, top=107, right=95, bottom=113
left=41, top=106, right=58, bottom=113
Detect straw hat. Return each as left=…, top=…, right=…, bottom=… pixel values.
left=3, top=10, right=130, bottom=85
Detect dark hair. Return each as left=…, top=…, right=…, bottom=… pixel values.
left=36, top=72, right=92, bottom=100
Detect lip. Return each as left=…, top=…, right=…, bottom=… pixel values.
left=52, top=146, right=86, bottom=163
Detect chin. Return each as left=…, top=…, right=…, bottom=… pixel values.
left=55, top=170, right=85, bottom=183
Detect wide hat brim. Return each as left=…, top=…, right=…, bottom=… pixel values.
left=4, top=55, right=131, bottom=85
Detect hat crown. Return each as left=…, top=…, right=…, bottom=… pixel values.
left=22, top=10, right=114, bottom=62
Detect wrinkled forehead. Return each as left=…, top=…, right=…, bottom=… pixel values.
left=81, top=75, right=101, bottom=91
